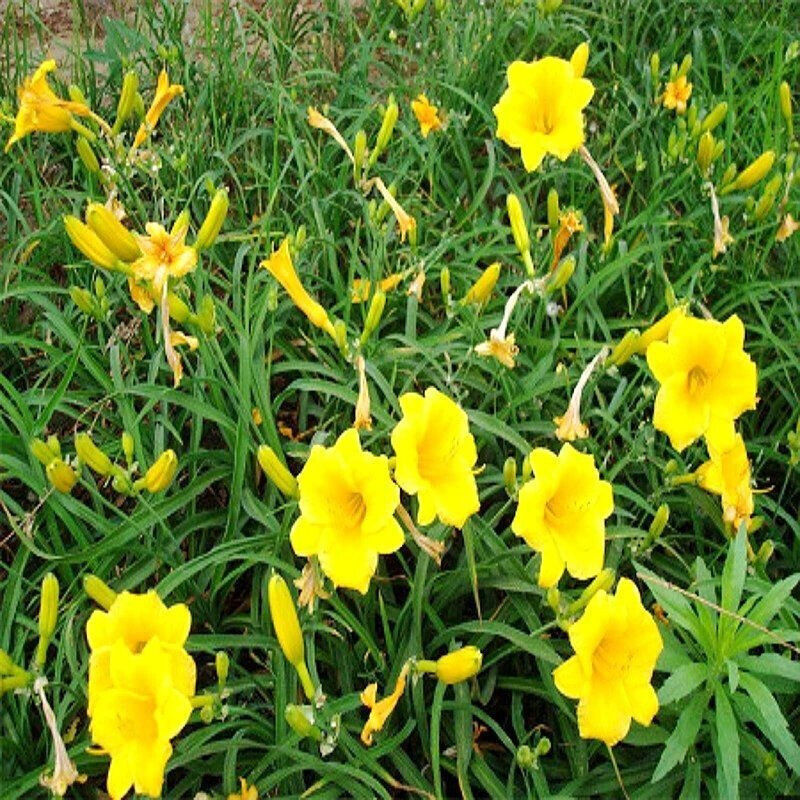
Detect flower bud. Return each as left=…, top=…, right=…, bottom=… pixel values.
left=729, top=150, right=775, bottom=192
left=506, top=193, right=530, bottom=255
left=0, top=648, right=16, bottom=675
left=167, top=292, right=192, bottom=324
left=268, top=575, right=304, bottom=665
left=360, top=289, right=386, bottom=346
left=696, top=131, right=714, bottom=175
left=46, top=436, right=61, bottom=458
left=36, top=573, right=59, bottom=667
left=353, top=129, right=368, bottom=182
left=780, top=81, right=793, bottom=138
left=121, top=432, right=135, bottom=465
left=687, top=105, right=698, bottom=131
left=755, top=539, right=774, bottom=567
left=642, top=503, right=669, bottom=550
left=568, top=568, right=615, bottom=614
left=85, top=203, right=141, bottom=262
left=285, top=704, right=323, bottom=741
left=435, top=646, right=482, bottom=684
left=752, top=188, right=777, bottom=221
left=503, top=457, right=517, bottom=495
left=83, top=574, right=117, bottom=610
left=570, top=42, right=590, bottom=79
left=649, top=52, right=660, bottom=82
left=68, top=85, right=88, bottom=105
left=516, top=745, right=535, bottom=769
left=132, top=91, right=145, bottom=119
left=195, top=188, right=229, bottom=251
left=546, top=188, right=560, bottom=230
left=440, top=266, right=451, bottom=299
left=700, top=101, right=728, bottom=134
left=677, top=54, right=692, bottom=78
left=546, top=586, right=561, bottom=613
left=30, top=437, right=57, bottom=466
left=69, top=286, right=95, bottom=314
left=257, top=444, right=299, bottom=498
left=215, top=651, right=230, bottom=688
left=537, top=0, right=563, bottom=14
left=46, top=459, right=77, bottom=493
left=294, top=224, right=307, bottom=251
left=64, top=215, right=120, bottom=270
left=74, top=432, right=114, bottom=476
left=196, top=294, right=216, bottom=335
left=369, top=95, right=399, bottom=167
left=111, top=70, right=139, bottom=135
left=75, top=136, right=100, bottom=174
left=720, top=163, right=737, bottom=188
left=546, top=255, right=575, bottom=294
left=462, top=262, right=501, bottom=305
left=139, top=449, right=178, bottom=493
left=606, top=329, right=641, bottom=366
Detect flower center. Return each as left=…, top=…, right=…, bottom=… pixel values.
left=592, top=636, right=633, bottom=679
left=343, top=491, right=367, bottom=527
left=687, top=366, right=708, bottom=396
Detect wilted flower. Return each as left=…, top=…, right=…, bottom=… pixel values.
left=475, top=331, right=519, bottom=368
left=494, top=53, right=594, bottom=171
left=553, top=578, right=662, bottom=745
left=551, top=210, right=583, bottom=269
left=662, top=75, right=692, bottom=114
left=512, top=443, right=613, bottom=587
left=391, top=387, right=480, bottom=529
left=646, top=314, right=757, bottom=451
left=553, top=348, right=608, bottom=442
left=411, top=94, right=443, bottom=138
left=776, top=213, right=799, bottom=242
left=696, top=430, right=754, bottom=530
left=354, top=356, right=373, bottom=431
left=291, top=429, right=403, bottom=593
left=132, top=70, right=184, bottom=149
left=351, top=272, right=405, bottom=302
left=228, top=778, right=259, bottom=800
left=361, top=663, right=409, bottom=745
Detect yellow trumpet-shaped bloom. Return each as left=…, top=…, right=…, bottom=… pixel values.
left=138, top=450, right=179, bottom=493
left=646, top=314, right=757, bottom=451
left=88, top=639, right=193, bottom=800
left=512, top=444, right=613, bottom=588
left=360, top=662, right=409, bottom=745
left=411, top=94, right=443, bottom=138
left=261, top=238, right=336, bottom=338
left=662, top=75, right=692, bottom=114
left=494, top=55, right=594, bottom=172
left=291, top=429, right=403, bottom=594
left=5, top=60, right=93, bottom=152
left=132, top=219, right=197, bottom=295
left=391, top=387, right=480, bottom=529
left=132, top=70, right=184, bottom=149
left=696, top=430, right=754, bottom=530
left=553, top=578, right=663, bottom=746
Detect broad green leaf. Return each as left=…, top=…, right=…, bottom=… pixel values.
left=658, top=662, right=707, bottom=706
left=713, top=685, right=739, bottom=800
left=652, top=692, right=707, bottom=782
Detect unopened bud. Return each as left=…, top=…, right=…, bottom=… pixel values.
left=687, top=105, right=698, bottom=131
left=294, top=225, right=307, bottom=251
left=360, top=289, right=386, bottom=346
left=195, top=187, right=229, bottom=251
left=700, top=101, right=728, bottom=134
left=30, top=438, right=56, bottom=465
left=606, top=329, right=641, bottom=366
left=85, top=203, right=140, bottom=262
left=435, top=646, right=482, bottom=684
left=503, top=457, right=517, bottom=495
left=75, top=136, right=100, bottom=173
left=285, top=704, right=323, bottom=740
left=569, top=568, right=615, bottom=614
left=36, top=573, right=59, bottom=667
left=215, top=651, right=230, bottom=688
left=720, top=163, right=738, bottom=188
left=728, top=150, right=775, bottom=192
left=83, top=574, right=117, bottom=610
left=507, top=193, right=530, bottom=255
left=70, top=286, right=95, bottom=314
left=46, top=459, right=77, bottom=493
left=546, top=586, right=561, bottom=613
left=570, top=42, right=589, bottom=79
left=677, top=54, right=692, bottom=78
left=755, top=539, right=774, bottom=567
left=462, top=262, right=501, bottom=305
left=137, top=450, right=178, bottom=493
left=696, top=131, right=714, bottom=175
left=440, top=266, right=451, bottom=299
left=75, top=432, right=114, bottom=476
left=547, top=188, right=560, bottom=230
left=64, top=215, right=120, bottom=270
left=121, top=432, right=135, bottom=465
left=752, top=188, right=777, bottom=221
left=649, top=52, right=660, bottom=82
left=370, top=95, right=399, bottom=167
left=68, top=85, right=88, bottom=106
left=196, top=294, right=216, bottom=335
left=167, top=292, right=192, bottom=324
left=257, top=445, right=299, bottom=498
left=546, top=255, right=575, bottom=293
left=353, top=129, right=368, bottom=182
left=112, top=70, right=139, bottom=135
left=780, top=81, right=793, bottom=138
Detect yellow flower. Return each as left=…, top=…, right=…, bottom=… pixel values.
left=474, top=331, right=519, bottom=369
left=128, top=278, right=155, bottom=313
left=494, top=55, right=594, bottom=171
left=434, top=646, right=483, bottom=684
left=291, top=429, right=403, bottom=593
left=634, top=305, right=687, bottom=354
left=89, top=639, right=193, bottom=800
left=169, top=330, right=199, bottom=351
left=411, top=94, right=443, bottom=138
left=551, top=210, right=583, bottom=269
left=512, top=444, right=613, bottom=588
left=391, top=387, right=480, bottom=529
left=261, top=238, right=336, bottom=338
left=662, top=75, right=692, bottom=114
left=46, top=459, right=78, bottom=493
left=462, top=262, right=501, bottom=305
left=696, top=430, right=754, bottom=530
left=553, top=578, right=663, bottom=746
left=138, top=449, right=179, bottom=493
left=360, top=662, right=409, bottom=745
left=372, top=177, right=417, bottom=242
left=228, top=778, right=259, bottom=800
left=267, top=574, right=305, bottom=668
left=646, top=314, right=757, bottom=451
left=5, top=60, right=93, bottom=152
left=132, top=218, right=198, bottom=295
left=132, top=70, right=184, bottom=149
left=86, top=590, right=195, bottom=715
left=776, top=213, right=799, bottom=242
left=257, top=444, right=299, bottom=498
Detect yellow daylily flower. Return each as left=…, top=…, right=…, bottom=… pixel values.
left=553, top=578, right=663, bottom=745
left=411, top=93, right=443, bottom=138
left=512, top=443, right=613, bottom=587
left=46, top=458, right=78, bottom=493
left=494, top=54, right=595, bottom=171
left=5, top=60, right=93, bottom=152
left=434, top=646, right=483, bottom=684
left=360, top=662, right=409, bottom=745
left=291, top=429, right=404, bottom=594
left=89, top=639, right=193, bottom=800
left=391, top=387, right=480, bottom=529
left=646, top=314, right=757, bottom=451
left=132, top=219, right=198, bottom=295
left=551, top=210, right=583, bottom=269
left=776, top=213, right=799, bottom=242
left=474, top=331, right=519, bottom=369
left=261, top=238, right=336, bottom=338
left=662, top=75, right=692, bottom=114
left=132, top=70, right=184, bottom=149
left=86, top=590, right=195, bottom=716
left=228, top=778, right=259, bottom=800
left=696, top=430, right=754, bottom=530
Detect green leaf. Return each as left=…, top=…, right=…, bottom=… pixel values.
left=652, top=692, right=707, bottom=783
left=719, top=527, right=747, bottom=644
left=658, top=662, right=707, bottom=706
left=713, top=685, right=739, bottom=800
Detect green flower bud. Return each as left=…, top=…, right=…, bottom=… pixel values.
left=75, top=135, right=100, bottom=174
left=215, top=651, right=230, bottom=688
left=30, top=438, right=56, bottom=466
left=360, top=289, right=386, bottom=347
left=780, top=81, right=793, bottom=138
left=677, top=54, right=692, bottom=78
left=196, top=294, right=216, bottom=335
left=606, top=329, right=641, bottom=366
left=720, top=163, right=738, bottom=188
left=83, top=574, right=117, bottom=610
left=285, top=704, right=323, bottom=740
left=369, top=95, right=399, bottom=167
left=727, top=150, right=776, bottom=193
left=547, top=188, right=560, bottom=230
left=69, top=286, right=95, bottom=315
left=195, top=187, right=229, bottom=251
left=121, top=432, right=135, bottom=465
left=503, top=457, right=517, bottom=495
left=75, top=432, right=114, bottom=476
left=546, top=255, right=576, bottom=293
left=36, top=573, right=59, bottom=667
left=440, top=266, right=451, bottom=299
left=257, top=445, right=299, bottom=498
left=700, top=101, right=728, bottom=134
left=353, top=129, right=368, bottom=183
left=696, top=131, right=714, bottom=175
left=112, top=70, right=139, bottom=135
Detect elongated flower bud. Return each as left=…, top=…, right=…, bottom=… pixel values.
left=649, top=52, right=660, bottom=82
left=440, top=266, right=451, bottom=299
left=195, top=188, right=229, bottom=251
left=46, top=459, right=77, bottom=493
left=70, top=286, right=95, bottom=315
left=75, top=136, right=100, bottom=174
left=74, top=432, right=114, bottom=476
left=506, top=193, right=530, bottom=254
left=83, top=574, right=117, bottom=610
left=435, top=646, right=483, bottom=684
left=568, top=568, right=615, bottom=614
left=729, top=150, right=775, bottom=192
left=64, top=216, right=120, bottom=269
left=121, top=432, right=135, bottom=466
left=257, top=444, right=299, bottom=498
left=677, top=54, right=692, bottom=78
left=196, top=294, right=216, bottom=334
left=646, top=503, right=669, bottom=547
left=167, top=292, right=192, bottom=324
left=570, top=42, right=590, bottom=78
left=547, top=188, right=560, bottom=230
left=546, top=255, right=575, bottom=293
left=606, top=329, right=641, bottom=367
left=68, top=85, right=88, bottom=105
left=353, top=129, right=368, bottom=182
left=635, top=305, right=686, bottom=353
left=268, top=574, right=304, bottom=666
left=700, top=101, right=727, bottom=134
left=780, top=81, right=793, bottom=138
left=462, top=262, right=501, bottom=305
left=503, top=457, right=517, bottom=495
left=752, top=188, right=776, bottom=221
left=85, top=203, right=140, bottom=262
left=696, top=131, right=714, bottom=175
left=285, top=704, right=323, bottom=740
left=30, top=438, right=57, bottom=466
left=36, top=573, right=59, bottom=667
left=361, top=289, right=387, bottom=347
left=215, top=651, right=230, bottom=688
left=369, top=96, right=399, bottom=167
left=139, top=449, right=178, bottom=493
left=112, top=70, right=139, bottom=135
